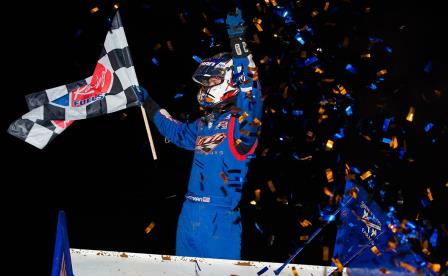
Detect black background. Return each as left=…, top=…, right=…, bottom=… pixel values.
left=2, top=0, right=447, bottom=275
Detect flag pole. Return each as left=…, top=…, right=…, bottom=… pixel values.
left=111, top=10, right=157, bottom=160
left=140, top=106, right=158, bottom=160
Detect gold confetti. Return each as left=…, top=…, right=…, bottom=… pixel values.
left=90, top=6, right=100, bottom=14
left=332, top=258, right=343, bottom=272
left=324, top=2, right=330, bottom=11
left=361, top=52, right=371, bottom=59
left=325, top=139, right=334, bottom=150
left=144, top=221, right=156, bottom=234
left=371, top=246, right=382, bottom=256
left=311, top=11, right=319, bottom=17
left=253, top=18, right=262, bottom=24
left=292, top=266, right=299, bottom=276
left=326, top=169, right=334, bottom=183
left=202, top=27, right=211, bottom=36
left=314, top=67, right=324, bottom=74
left=300, top=235, right=309, bottom=240
left=427, top=263, right=441, bottom=273
left=252, top=118, right=262, bottom=127
left=399, top=262, right=416, bottom=273
left=332, top=85, right=347, bottom=95
left=299, top=219, right=312, bottom=227
left=345, top=164, right=351, bottom=176
left=322, top=78, right=335, bottom=83
left=260, top=56, right=269, bottom=64
left=267, top=180, right=276, bottom=193
left=422, top=240, right=430, bottom=255
left=282, top=85, right=289, bottom=98
left=324, top=186, right=334, bottom=197
left=113, top=3, right=120, bottom=10
left=220, top=172, right=228, bottom=183
left=389, top=136, right=398, bottom=149
left=270, top=0, right=278, bottom=6
left=255, top=189, right=261, bottom=202
left=255, top=23, right=263, bottom=32
left=349, top=187, right=358, bottom=199
left=322, top=246, right=329, bottom=261
left=360, top=170, right=372, bottom=180
left=406, top=106, right=415, bottom=122
left=426, top=188, right=433, bottom=201
left=376, top=69, right=388, bottom=76
left=239, top=112, right=249, bottom=123
left=240, top=129, right=251, bottom=136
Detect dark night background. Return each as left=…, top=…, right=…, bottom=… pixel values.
left=2, top=0, right=447, bottom=275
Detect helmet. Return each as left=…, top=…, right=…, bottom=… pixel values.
left=192, top=52, right=239, bottom=108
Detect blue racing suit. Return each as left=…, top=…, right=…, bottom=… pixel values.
left=142, top=18, right=262, bottom=260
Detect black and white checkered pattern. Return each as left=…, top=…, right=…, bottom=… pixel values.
left=7, top=11, right=140, bottom=149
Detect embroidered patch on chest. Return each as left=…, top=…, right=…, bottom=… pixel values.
left=195, top=133, right=226, bottom=153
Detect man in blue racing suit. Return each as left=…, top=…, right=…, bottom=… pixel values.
left=138, top=9, right=262, bottom=260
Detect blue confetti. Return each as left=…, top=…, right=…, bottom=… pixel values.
left=420, top=198, right=430, bottom=208
left=294, top=32, right=305, bottom=45
left=345, top=106, right=353, bottom=116
left=430, top=229, right=438, bottom=247
left=385, top=46, right=393, bottom=53
left=255, top=222, right=264, bottom=234
left=192, top=55, right=202, bottom=63
left=151, top=57, right=160, bottom=66
left=174, top=92, right=184, bottom=99
left=305, top=25, right=314, bottom=35
left=399, top=147, right=405, bottom=159
left=292, top=152, right=300, bottom=160
left=334, top=128, right=345, bottom=140
left=292, top=109, right=303, bottom=117
left=351, top=166, right=361, bottom=174
left=273, top=6, right=295, bottom=25
left=406, top=221, right=416, bottom=230
left=369, top=36, right=384, bottom=43
left=383, top=118, right=392, bottom=132
left=424, top=122, right=434, bottom=132
left=345, top=64, right=357, bottom=74
left=214, top=18, right=224, bottom=24
left=304, top=56, right=318, bottom=66
left=368, top=83, right=377, bottom=90
left=382, top=137, right=392, bottom=144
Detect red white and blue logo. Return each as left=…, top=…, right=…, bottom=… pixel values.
left=71, top=63, right=112, bottom=107
left=195, top=133, right=226, bottom=153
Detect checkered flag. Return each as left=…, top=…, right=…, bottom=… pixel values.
left=7, top=11, right=141, bottom=149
